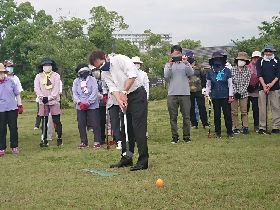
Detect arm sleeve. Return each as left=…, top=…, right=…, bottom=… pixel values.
left=184, top=62, right=194, bottom=76
left=143, top=73, right=149, bottom=99
left=228, top=78, right=233, bottom=97
left=206, top=80, right=211, bottom=97
left=72, top=79, right=80, bottom=104
left=118, top=56, right=138, bottom=79
left=164, top=63, right=172, bottom=81
left=14, top=76, right=23, bottom=92
left=49, top=74, right=60, bottom=101
left=256, top=59, right=262, bottom=77
left=34, top=74, right=43, bottom=98
left=86, top=77, right=98, bottom=105
left=102, top=71, right=120, bottom=93
left=200, top=70, right=207, bottom=88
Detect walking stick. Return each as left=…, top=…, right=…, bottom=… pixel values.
left=106, top=107, right=110, bottom=150
left=208, top=97, right=212, bottom=139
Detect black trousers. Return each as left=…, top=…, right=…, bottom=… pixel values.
left=77, top=109, right=101, bottom=145
left=121, top=86, right=149, bottom=164
left=99, top=106, right=106, bottom=144
left=190, top=91, right=209, bottom=127
left=109, top=105, right=122, bottom=142
left=0, top=110, right=18, bottom=150
left=42, top=115, right=62, bottom=140
left=35, top=102, right=41, bottom=128
left=247, top=96, right=259, bottom=127
left=212, top=98, right=233, bottom=135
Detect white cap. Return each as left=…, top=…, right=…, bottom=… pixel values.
left=131, top=56, right=143, bottom=64
left=251, top=51, right=261, bottom=58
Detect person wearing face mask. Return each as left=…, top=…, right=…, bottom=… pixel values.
left=231, top=52, right=251, bottom=135
left=187, top=51, right=209, bottom=130
left=164, top=45, right=194, bottom=144
left=89, top=50, right=149, bottom=171
left=34, top=58, right=63, bottom=147
left=206, top=51, right=234, bottom=138
left=72, top=64, right=101, bottom=149
left=0, top=63, right=22, bottom=156
left=247, top=51, right=262, bottom=133
left=256, top=44, right=280, bottom=134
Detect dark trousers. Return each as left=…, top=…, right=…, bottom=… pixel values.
left=42, top=115, right=62, bottom=140
left=247, top=96, right=259, bottom=127
left=167, top=95, right=191, bottom=139
left=212, top=98, right=233, bottom=135
left=77, top=109, right=101, bottom=145
left=190, top=91, right=209, bottom=127
left=0, top=110, right=18, bottom=150
left=35, top=103, right=41, bottom=128
left=109, top=105, right=122, bottom=142
left=99, top=106, right=106, bottom=144
left=121, top=86, right=149, bottom=164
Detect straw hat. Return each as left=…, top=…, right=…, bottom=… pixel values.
left=131, top=56, right=143, bottom=64
left=0, top=63, right=7, bottom=72
left=235, top=52, right=250, bottom=65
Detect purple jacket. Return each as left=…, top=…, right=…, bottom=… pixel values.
left=0, top=77, right=20, bottom=112
left=72, top=76, right=99, bottom=110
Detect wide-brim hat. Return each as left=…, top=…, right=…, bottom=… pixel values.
left=235, top=52, right=250, bottom=65
left=251, top=51, right=262, bottom=58
left=131, top=56, right=143, bottom=64
left=38, top=58, right=58, bottom=72
left=261, top=44, right=277, bottom=53
left=209, top=51, right=227, bottom=66
left=0, top=63, right=7, bottom=72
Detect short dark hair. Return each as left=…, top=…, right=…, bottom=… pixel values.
left=171, top=45, right=182, bottom=53
left=89, top=50, right=106, bottom=65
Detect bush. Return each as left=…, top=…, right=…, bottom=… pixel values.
left=149, top=86, right=167, bottom=101
left=60, top=97, right=73, bottom=109
left=21, top=91, right=36, bottom=101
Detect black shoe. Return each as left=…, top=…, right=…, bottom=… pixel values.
left=110, top=157, right=133, bottom=168
left=183, top=137, right=191, bottom=143
left=233, top=129, right=241, bottom=134
left=215, top=133, right=222, bottom=139
left=40, top=140, right=49, bottom=147
left=130, top=162, right=148, bottom=171
left=271, top=129, right=280, bottom=134
left=227, top=133, right=234, bottom=138
left=57, top=138, right=63, bottom=146
left=258, top=129, right=268, bottom=135
left=171, top=137, right=179, bottom=144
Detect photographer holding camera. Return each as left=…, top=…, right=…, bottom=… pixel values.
left=164, top=45, right=194, bottom=144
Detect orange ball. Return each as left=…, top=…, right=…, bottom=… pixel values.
left=155, top=178, right=164, bottom=188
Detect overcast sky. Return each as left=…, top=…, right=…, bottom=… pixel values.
left=16, top=0, right=280, bottom=47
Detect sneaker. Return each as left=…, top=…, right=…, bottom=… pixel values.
left=227, top=133, right=234, bottom=138
left=271, top=129, right=280, bottom=134
left=34, top=127, right=39, bottom=130
left=78, top=143, right=89, bottom=149
left=0, top=150, right=5, bottom=157
left=93, top=143, right=101, bottom=149
left=57, top=138, right=63, bottom=146
left=203, top=125, right=210, bottom=129
left=258, top=129, right=268, bottom=135
left=40, top=140, right=49, bottom=147
left=116, top=141, right=122, bottom=150
left=87, top=128, right=94, bottom=132
left=233, top=129, right=241, bottom=134
left=183, top=137, right=191, bottom=143
left=254, top=126, right=259, bottom=133
left=215, top=133, right=222, bottom=139
left=191, top=126, right=198, bottom=129
left=171, top=137, right=179, bottom=144
left=243, top=127, right=249, bottom=135
left=12, top=148, right=19, bottom=155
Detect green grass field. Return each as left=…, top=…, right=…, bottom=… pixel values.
left=0, top=100, right=279, bottom=210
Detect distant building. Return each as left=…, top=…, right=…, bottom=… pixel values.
left=183, top=45, right=234, bottom=59
left=113, top=33, right=172, bottom=52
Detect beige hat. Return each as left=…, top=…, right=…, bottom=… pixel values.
left=131, top=56, right=143, bottom=64
left=0, top=63, right=7, bottom=72
left=235, top=52, right=250, bottom=65
left=251, top=51, right=261, bottom=58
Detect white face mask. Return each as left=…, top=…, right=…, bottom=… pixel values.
left=264, top=54, right=274, bottom=61
left=43, top=66, right=52, bottom=73
left=135, top=63, right=141, bottom=70
left=93, top=70, right=101, bottom=79
left=237, top=60, right=246, bottom=67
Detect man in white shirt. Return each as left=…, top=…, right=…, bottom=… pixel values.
left=89, top=50, right=149, bottom=171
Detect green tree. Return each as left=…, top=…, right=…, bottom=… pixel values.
left=178, top=39, right=201, bottom=49
left=114, top=39, right=140, bottom=58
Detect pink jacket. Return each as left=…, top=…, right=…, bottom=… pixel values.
left=34, top=72, right=61, bottom=105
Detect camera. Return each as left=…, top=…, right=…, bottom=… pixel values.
left=172, top=56, right=182, bottom=62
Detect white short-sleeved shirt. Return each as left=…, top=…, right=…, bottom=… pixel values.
left=8, top=75, right=23, bottom=92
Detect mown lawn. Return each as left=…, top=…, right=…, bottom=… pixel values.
left=0, top=100, right=279, bottom=210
